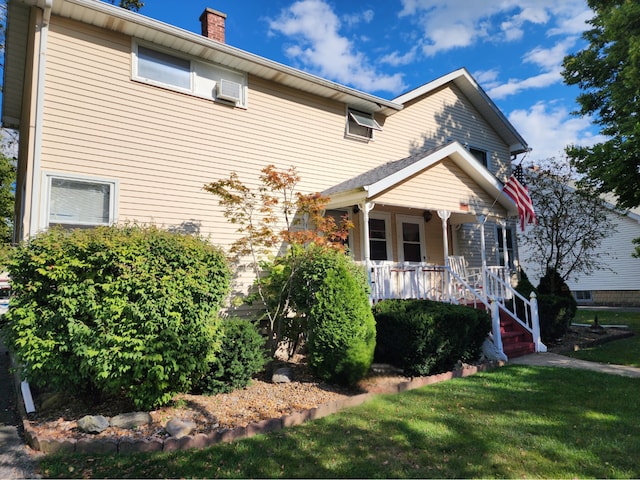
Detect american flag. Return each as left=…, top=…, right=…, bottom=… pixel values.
left=503, top=164, right=537, bottom=231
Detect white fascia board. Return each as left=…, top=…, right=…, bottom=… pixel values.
left=324, top=189, right=368, bottom=209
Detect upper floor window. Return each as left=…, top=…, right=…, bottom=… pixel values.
left=347, top=108, right=382, bottom=140
left=469, top=147, right=488, bottom=168
left=44, top=173, right=118, bottom=229
left=137, top=46, right=191, bottom=90
left=133, top=42, right=247, bottom=107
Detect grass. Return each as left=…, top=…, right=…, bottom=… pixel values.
left=567, top=308, right=640, bottom=367
left=40, top=365, right=640, bottom=479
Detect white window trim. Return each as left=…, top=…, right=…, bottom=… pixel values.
left=40, top=172, right=119, bottom=231
left=369, top=212, right=392, bottom=262
left=131, top=40, right=248, bottom=108
left=346, top=107, right=381, bottom=141
left=396, top=214, right=427, bottom=263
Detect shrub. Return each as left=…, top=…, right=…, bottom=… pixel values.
left=2, top=225, right=230, bottom=409
left=536, top=268, right=577, bottom=343
left=291, top=246, right=375, bottom=385
left=537, top=294, right=576, bottom=342
left=373, top=299, right=490, bottom=377
left=195, top=318, right=267, bottom=394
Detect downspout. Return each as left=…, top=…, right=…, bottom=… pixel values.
left=28, top=0, right=53, bottom=238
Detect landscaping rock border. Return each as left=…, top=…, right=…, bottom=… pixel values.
left=21, top=361, right=503, bottom=455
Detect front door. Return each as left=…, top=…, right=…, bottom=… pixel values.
left=396, top=214, right=426, bottom=263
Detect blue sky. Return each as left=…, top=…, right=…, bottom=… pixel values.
left=132, top=0, right=603, bottom=164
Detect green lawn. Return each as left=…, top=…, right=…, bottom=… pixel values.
left=567, top=308, right=640, bottom=367
left=40, top=365, right=640, bottom=479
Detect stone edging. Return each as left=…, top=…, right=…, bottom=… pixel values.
left=22, top=361, right=504, bottom=455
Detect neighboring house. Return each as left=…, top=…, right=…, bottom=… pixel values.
left=2, top=0, right=542, bottom=357
left=520, top=203, right=640, bottom=308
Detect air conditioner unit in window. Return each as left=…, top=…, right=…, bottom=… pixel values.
left=217, top=78, right=242, bottom=103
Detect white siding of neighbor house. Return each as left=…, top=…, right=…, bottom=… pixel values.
left=519, top=210, right=640, bottom=292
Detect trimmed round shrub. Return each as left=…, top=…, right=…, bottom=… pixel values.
left=291, top=246, right=375, bottom=385
left=373, top=299, right=490, bottom=376
left=2, top=225, right=230, bottom=409
left=195, top=318, right=267, bottom=394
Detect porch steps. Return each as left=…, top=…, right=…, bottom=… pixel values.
left=462, top=301, right=535, bottom=359
left=499, top=309, right=535, bottom=358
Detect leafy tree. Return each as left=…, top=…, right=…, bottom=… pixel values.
left=204, top=165, right=352, bottom=356
left=0, top=151, right=15, bottom=246
left=562, top=0, right=640, bottom=211
left=108, top=0, right=144, bottom=12
left=519, top=157, right=616, bottom=283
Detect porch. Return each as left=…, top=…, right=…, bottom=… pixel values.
left=321, top=142, right=546, bottom=360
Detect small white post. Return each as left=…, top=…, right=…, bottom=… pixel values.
left=490, top=299, right=504, bottom=357
left=530, top=291, right=546, bottom=352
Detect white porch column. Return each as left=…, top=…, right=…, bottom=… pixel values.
left=497, top=219, right=509, bottom=268
left=477, top=215, right=487, bottom=295
left=437, top=210, right=451, bottom=300
left=360, top=202, right=374, bottom=267
left=437, top=210, right=451, bottom=266
left=360, top=202, right=375, bottom=295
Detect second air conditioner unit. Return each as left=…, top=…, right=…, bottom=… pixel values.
left=217, top=78, right=242, bottom=103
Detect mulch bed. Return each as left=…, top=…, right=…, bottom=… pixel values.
left=23, top=325, right=634, bottom=447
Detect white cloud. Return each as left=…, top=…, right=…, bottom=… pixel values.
left=268, top=0, right=406, bottom=93
left=508, top=102, right=606, bottom=162
left=380, top=46, right=418, bottom=67
left=487, top=36, right=577, bottom=99
left=524, top=37, right=577, bottom=70
left=398, top=0, right=589, bottom=56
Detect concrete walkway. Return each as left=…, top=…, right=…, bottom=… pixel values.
left=510, top=352, right=640, bottom=378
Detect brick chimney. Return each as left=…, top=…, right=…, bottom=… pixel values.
left=199, top=8, right=227, bottom=43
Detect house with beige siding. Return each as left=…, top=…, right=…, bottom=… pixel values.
left=2, top=0, right=544, bottom=358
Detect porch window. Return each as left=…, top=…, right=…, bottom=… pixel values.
left=369, top=217, right=389, bottom=260
left=496, top=225, right=515, bottom=269
left=397, top=215, right=426, bottom=263
left=44, top=173, right=117, bottom=229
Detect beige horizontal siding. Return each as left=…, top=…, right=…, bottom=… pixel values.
left=373, top=159, right=506, bottom=215
left=36, top=14, right=520, bottom=300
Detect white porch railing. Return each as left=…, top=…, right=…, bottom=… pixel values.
left=366, top=261, right=546, bottom=356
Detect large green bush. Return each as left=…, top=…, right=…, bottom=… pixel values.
left=2, top=225, right=230, bottom=409
left=373, top=299, right=490, bottom=376
left=290, top=246, right=375, bottom=385
left=195, top=318, right=267, bottom=394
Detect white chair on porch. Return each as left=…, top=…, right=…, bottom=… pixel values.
left=447, top=256, right=484, bottom=301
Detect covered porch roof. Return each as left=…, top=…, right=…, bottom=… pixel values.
left=322, top=141, right=519, bottom=218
